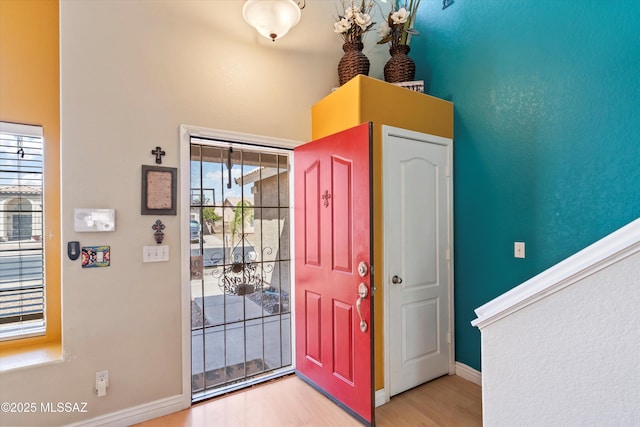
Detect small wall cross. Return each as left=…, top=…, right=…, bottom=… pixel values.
left=152, top=219, right=165, bottom=244
left=152, top=146, right=166, bottom=164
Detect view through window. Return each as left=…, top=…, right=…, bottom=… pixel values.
left=0, top=122, right=45, bottom=340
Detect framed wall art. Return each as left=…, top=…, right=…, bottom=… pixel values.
left=141, top=165, right=177, bottom=215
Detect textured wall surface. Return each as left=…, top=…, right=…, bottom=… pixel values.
left=412, top=0, right=640, bottom=370
left=480, top=250, right=640, bottom=426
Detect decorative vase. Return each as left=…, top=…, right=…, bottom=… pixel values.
left=384, top=44, right=416, bottom=83
left=338, top=40, right=370, bottom=86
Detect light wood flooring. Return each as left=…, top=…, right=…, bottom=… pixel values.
left=135, top=374, right=482, bottom=427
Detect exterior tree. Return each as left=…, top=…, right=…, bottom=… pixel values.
left=228, top=200, right=254, bottom=259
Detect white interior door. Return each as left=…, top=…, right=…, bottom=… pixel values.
left=383, top=126, right=453, bottom=397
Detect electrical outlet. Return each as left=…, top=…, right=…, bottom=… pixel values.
left=96, top=369, right=109, bottom=396
left=96, top=369, right=109, bottom=386
left=514, top=242, right=525, bottom=258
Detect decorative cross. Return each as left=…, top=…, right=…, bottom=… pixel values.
left=152, top=146, right=166, bottom=164
left=322, top=190, right=332, bottom=208
left=152, top=219, right=165, bottom=244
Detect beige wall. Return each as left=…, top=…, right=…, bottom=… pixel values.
left=0, top=1, right=387, bottom=425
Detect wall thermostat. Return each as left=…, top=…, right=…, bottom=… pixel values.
left=74, top=208, right=116, bottom=232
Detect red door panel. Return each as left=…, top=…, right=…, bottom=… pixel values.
left=333, top=300, right=354, bottom=382
left=294, top=123, right=373, bottom=425
left=331, top=156, right=353, bottom=272
left=303, top=161, right=321, bottom=266
left=305, top=291, right=322, bottom=364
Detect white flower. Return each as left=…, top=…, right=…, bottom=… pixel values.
left=344, top=5, right=360, bottom=20
left=379, top=20, right=391, bottom=38
left=354, top=12, right=372, bottom=31
left=334, top=17, right=351, bottom=34
left=391, top=7, right=409, bottom=25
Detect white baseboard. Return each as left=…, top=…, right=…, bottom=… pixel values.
left=375, top=388, right=388, bottom=407
left=455, top=362, right=482, bottom=386
left=65, top=394, right=184, bottom=427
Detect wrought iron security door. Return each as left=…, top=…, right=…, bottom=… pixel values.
left=189, top=139, right=292, bottom=401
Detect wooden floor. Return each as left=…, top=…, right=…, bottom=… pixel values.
left=135, top=374, right=482, bottom=427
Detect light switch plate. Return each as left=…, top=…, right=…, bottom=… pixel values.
left=514, top=242, right=525, bottom=258
left=82, top=246, right=110, bottom=268
left=143, top=245, right=169, bottom=262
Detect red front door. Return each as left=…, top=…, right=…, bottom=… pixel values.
left=294, top=123, right=373, bottom=425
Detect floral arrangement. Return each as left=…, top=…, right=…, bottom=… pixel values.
left=334, top=0, right=376, bottom=44
left=378, top=0, right=421, bottom=48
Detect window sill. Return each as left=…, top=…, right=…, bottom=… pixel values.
left=0, top=341, right=63, bottom=372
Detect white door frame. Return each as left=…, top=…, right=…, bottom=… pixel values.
left=178, top=124, right=301, bottom=409
left=380, top=125, right=455, bottom=406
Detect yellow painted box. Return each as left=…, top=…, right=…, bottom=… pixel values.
left=311, top=75, right=454, bottom=391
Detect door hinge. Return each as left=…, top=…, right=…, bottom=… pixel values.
left=447, top=332, right=452, bottom=344
left=445, top=165, right=450, bottom=177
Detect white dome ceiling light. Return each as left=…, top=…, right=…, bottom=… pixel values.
left=242, top=0, right=304, bottom=42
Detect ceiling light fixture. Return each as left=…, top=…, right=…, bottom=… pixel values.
left=242, top=0, right=305, bottom=42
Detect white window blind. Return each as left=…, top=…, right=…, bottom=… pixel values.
left=0, top=122, right=45, bottom=340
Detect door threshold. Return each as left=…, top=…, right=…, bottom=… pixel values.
left=192, top=367, right=294, bottom=404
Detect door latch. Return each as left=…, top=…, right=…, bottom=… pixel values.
left=356, top=282, right=368, bottom=333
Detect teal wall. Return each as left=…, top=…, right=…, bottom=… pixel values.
left=411, top=1, right=640, bottom=370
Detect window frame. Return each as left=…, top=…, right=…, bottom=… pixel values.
left=0, top=121, right=60, bottom=354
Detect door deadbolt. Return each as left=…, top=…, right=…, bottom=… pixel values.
left=357, top=261, right=368, bottom=278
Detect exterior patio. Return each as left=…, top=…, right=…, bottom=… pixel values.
left=190, top=234, right=291, bottom=395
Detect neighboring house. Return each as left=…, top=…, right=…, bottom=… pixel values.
left=204, top=196, right=255, bottom=236
left=0, top=186, right=42, bottom=242
left=237, top=167, right=289, bottom=288
left=237, top=166, right=288, bottom=208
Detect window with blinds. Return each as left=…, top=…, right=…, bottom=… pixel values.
left=0, top=122, right=45, bottom=340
